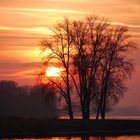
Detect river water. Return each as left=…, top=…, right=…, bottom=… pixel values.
left=4, top=136, right=140, bottom=140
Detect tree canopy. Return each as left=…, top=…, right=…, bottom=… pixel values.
left=39, top=16, right=136, bottom=120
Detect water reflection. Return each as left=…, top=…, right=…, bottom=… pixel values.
left=80, top=136, right=105, bottom=140
left=6, top=136, right=140, bottom=140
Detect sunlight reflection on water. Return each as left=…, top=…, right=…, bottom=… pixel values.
left=10, top=136, right=140, bottom=140
left=59, top=116, right=140, bottom=120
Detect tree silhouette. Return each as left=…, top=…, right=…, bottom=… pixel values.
left=39, top=18, right=74, bottom=119
left=39, top=15, right=136, bottom=120
left=95, top=26, right=135, bottom=119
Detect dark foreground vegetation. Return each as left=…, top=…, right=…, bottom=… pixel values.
left=0, top=119, right=140, bottom=138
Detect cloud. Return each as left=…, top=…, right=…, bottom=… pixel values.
left=0, top=26, right=52, bottom=35
left=121, top=0, right=140, bottom=4
left=0, top=62, right=40, bottom=85
left=0, top=62, right=40, bottom=70
left=0, top=7, right=85, bottom=14
left=110, top=22, right=140, bottom=29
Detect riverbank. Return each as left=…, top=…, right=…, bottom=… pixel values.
left=0, top=119, right=140, bottom=138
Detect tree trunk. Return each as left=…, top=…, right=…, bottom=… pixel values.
left=68, top=103, right=73, bottom=119
left=96, top=100, right=101, bottom=120
left=66, top=64, right=74, bottom=119
left=101, top=93, right=106, bottom=120
left=85, top=97, right=90, bottom=120
left=80, top=97, right=86, bottom=120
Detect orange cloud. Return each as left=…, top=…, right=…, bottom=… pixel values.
left=0, top=26, right=53, bottom=35
left=0, top=7, right=85, bottom=14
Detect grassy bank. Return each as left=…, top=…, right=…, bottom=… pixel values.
left=0, top=119, right=140, bottom=138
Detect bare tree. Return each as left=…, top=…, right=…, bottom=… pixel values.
left=70, top=16, right=110, bottom=119
left=39, top=16, right=136, bottom=120
left=39, top=18, right=74, bottom=119
left=70, top=17, right=135, bottom=120
left=96, top=26, right=136, bottom=120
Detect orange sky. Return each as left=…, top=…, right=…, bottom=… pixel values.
left=0, top=0, right=140, bottom=111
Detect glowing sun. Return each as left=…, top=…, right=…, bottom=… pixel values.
left=46, top=67, right=61, bottom=77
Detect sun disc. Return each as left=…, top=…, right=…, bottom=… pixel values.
left=46, top=67, right=61, bottom=77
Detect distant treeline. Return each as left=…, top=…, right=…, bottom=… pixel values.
left=0, top=80, right=58, bottom=119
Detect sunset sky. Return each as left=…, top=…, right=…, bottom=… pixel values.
left=0, top=0, right=140, bottom=113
